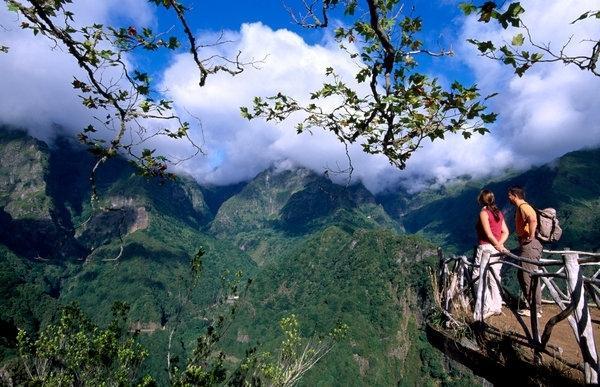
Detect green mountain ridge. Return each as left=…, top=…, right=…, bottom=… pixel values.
left=379, top=147, right=600, bottom=254
left=1, top=128, right=461, bottom=385
left=210, top=167, right=398, bottom=266
left=0, top=129, right=257, bottom=383
left=2, top=126, right=598, bottom=385
left=221, top=226, right=460, bottom=385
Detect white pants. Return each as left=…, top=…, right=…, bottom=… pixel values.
left=472, top=244, right=503, bottom=315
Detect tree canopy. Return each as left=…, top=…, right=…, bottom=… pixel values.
left=461, top=1, right=600, bottom=77
left=244, top=0, right=497, bottom=170
left=3, top=0, right=498, bottom=182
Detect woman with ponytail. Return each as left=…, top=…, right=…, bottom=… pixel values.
left=473, top=189, right=509, bottom=319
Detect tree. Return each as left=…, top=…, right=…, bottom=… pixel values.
left=461, top=1, right=600, bottom=77
left=243, top=0, right=497, bottom=171
left=256, top=314, right=348, bottom=387
left=6, top=255, right=347, bottom=386
left=0, top=0, right=499, bottom=384
left=13, top=302, right=153, bottom=386
left=3, top=0, right=257, bottom=202
left=3, top=0, right=498, bottom=180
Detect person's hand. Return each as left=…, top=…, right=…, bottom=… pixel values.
left=495, top=244, right=508, bottom=253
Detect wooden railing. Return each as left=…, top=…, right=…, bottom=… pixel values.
left=437, top=247, right=600, bottom=384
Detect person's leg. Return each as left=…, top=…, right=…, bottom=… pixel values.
left=520, top=240, right=543, bottom=310
left=530, top=239, right=543, bottom=309
left=488, top=250, right=503, bottom=313
left=518, top=245, right=532, bottom=308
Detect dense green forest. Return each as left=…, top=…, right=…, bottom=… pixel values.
left=1, top=0, right=599, bottom=384
left=1, top=127, right=599, bottom=384
left=0, top=128, right=474, bottom=385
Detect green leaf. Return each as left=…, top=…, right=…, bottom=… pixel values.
left=477, top=40, right=495, bottom=53
left=480, top=112, right=497, bottom=123
left=511, top=33, right=524, bottom=46
left=167, top=36, right=180, bottom=49
left=571, top=11, right=590, bottom=24
left=515, top=63, right=530, bottom=77
left=7, top=1, right=19, bottom=12
left=240, top=106, right=252, bottom=119
left=507, top=2, right=524, bottom=17
left=459, top=2, right=477, bottom=15
left=478, top=1, right=497, bottom=23
left=531, top=52, right=543, bottom=62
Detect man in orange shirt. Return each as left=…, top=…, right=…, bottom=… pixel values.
left=508, top=186, right=542, bottom=317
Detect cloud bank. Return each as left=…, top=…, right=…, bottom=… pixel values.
left=0, top=1, right=598, bottom=193
left=0, top=0, right=154, bottom=140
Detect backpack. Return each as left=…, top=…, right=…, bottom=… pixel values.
left=535, top=207, right=562, bottom=243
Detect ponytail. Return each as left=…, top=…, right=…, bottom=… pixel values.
left=478, top=189, right=501, bottom=221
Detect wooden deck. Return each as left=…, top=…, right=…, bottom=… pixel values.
left=486, top=304, right=600, bottom=367
left=427, top=305, right=600, bottom=384
left=435, top=248, right=600, bottom=383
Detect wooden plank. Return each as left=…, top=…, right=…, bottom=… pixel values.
left=564, top=251, right=599, bottom=384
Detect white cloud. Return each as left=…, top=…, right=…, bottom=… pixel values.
left=1, top=1, right=598, bottom=194
left=161, top=22, right=401, bottom=192
left=383, top=0, right=600, bottom=192
left=454, top=0, right=600, bottom=168
left=0, top=0, right=154, bottom=140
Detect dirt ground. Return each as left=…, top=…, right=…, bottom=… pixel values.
left=486, top=304, right=600, bottom=365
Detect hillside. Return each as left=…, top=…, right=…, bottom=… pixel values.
left=3, top=125, right=599, bottom=385
left=1, top=128, right=471, bottom=385
left=221, top=226, right=474, bottom=385
left=381, top=148, right=600, bottom=254
left=210, top=167, right=398, bottom=265
left=0, top=129, right=257, bottom=383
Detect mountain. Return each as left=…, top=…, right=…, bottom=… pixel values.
left=0, top=128, right=476, bottom=385
left=210, top=167, right=398, bottom=265
left=3, top=125, right=598, bottom=385
left=221, top=226, right=471, bottom=385
left=380, top=147, right=600, bottom=254
left=0, top=129, right=257, bottom=383
left=0, top=130, right=74, bottom=258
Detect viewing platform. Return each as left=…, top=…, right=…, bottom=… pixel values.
left=430, top=248, right=600, bottom=385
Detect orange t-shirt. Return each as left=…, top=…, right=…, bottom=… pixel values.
left=516, top=202, right=536, bottom=239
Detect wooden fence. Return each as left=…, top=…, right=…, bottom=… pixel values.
left=437, top=247, right=600, bottom=384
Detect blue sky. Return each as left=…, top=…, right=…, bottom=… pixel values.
left=1, top=0, right=599, bottom=192
left=146, top=1, right=474, bottom=85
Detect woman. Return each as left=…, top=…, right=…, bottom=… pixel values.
left=473, top=189, right=509, bottom=319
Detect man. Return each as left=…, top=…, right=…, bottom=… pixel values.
left=508, top=186, right=542, bottom=317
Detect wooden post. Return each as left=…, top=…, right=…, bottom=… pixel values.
left=457, top=258, right=470, bottom=312
left=530, top=274, right=542, bottom=364
left=564, top=250, right=599, bottom=384
left=437, top=248, right=446, bottom=304
left=531, top=274, right=540, bottom=344
left=474, top=250, right=490, bottom=321
left=539, top=276, right=580, bottom=344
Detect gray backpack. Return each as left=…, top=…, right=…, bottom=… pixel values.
left=535, top=207, right=562, bottom=243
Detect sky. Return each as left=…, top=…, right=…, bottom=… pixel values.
left=0, top=0, right=599, bottom=193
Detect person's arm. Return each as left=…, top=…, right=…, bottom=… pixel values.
left=497, top=219, right=509, bottom=252
left=480, top=210, right=503, bottom=251
left=524, top=206, right=538, bottom=242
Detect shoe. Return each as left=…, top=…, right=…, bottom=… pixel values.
left=483, top=310, right=504, bottom=319
left=518, top=309, right=541, bottom=318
